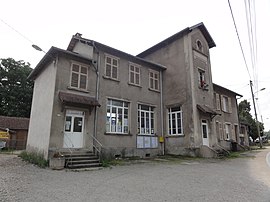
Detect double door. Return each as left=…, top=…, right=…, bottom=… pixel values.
left=64, top=110, right=84, bottom=148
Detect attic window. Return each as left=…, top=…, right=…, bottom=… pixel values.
left=196, top=40, right=203, bottom=51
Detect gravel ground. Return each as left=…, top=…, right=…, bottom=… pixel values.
left=0, top=149, right=270, bottom=202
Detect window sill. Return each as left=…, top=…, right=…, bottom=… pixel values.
left=128, top=82, right=142, bottom=88
left=104, top=132, right=132, bottom=136
left=67, top=86, right=90, bottom=93
left=148, top=88, right=160, bottom=93
left=103, top=75, right=120, bottom=82
left=137, top=134, right=157, bottom=137
left=198, top=86, right=209, bottom=91
left=165, top=134, right=184, bottom=138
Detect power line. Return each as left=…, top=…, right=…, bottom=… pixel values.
left=227, top=0, right=252, bottom=80
left=0, top=18, right=34, bottom=45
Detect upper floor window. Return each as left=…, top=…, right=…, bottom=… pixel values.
left=149, top=70, right=159, bottom=91
left=221, top=95, right=232, bottom=113
left=196, top=40, right=203, bottom=52
left=198, top=69, right=207, bottom=89
left=138, top=104, right=155, bottom=135
left=168, top=106, right=183, bottom=135
left=129, top=63, right=140, bottom=86
left=106, top=99, right=129, bottom=134
left=105, top=55, right=119, bottom=80
left=70, top=63, right=88, bottom=90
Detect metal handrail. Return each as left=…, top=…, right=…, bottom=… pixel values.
left=90, top=134, right=102, bottom=157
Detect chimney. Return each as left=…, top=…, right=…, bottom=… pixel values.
left=75, top=33, right=82, bottom=37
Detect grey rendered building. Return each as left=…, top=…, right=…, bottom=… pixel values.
left=27, top=23, right=246, bottom=161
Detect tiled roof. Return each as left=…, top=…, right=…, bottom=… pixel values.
left=0, top=116, right=30, bottom=130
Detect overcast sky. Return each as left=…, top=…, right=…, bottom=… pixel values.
left=1, top=0, right=270, bottom=130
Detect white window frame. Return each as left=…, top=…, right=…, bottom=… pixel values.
left=149, top=69, right=159, bottom=91
left=106, top=99, right=129, bottom=134
left=105, top=54, right=119, bottom=80
left=129, top=63, right=140, bottom=86
left=168, top=106, right=183, bottom=136
left=138, top=104, right=155, bottom=135
left=70, top=63, right=88, bottom=90
left=224, top=123, right=231, bottom=140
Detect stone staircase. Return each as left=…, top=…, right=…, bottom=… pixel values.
left=215, top=149, right=228, bottom=158
left=64, top=151, right=101, bottom=169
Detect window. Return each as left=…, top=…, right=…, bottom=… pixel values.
left=149, top=70, right=159, bottom=91
left=168, top=106, right=183, bottom=135
left=105, top=55, right=119, bottom=79
left=221, top=95, right=231, bottom=113
left=106, top=99, right=129, bottom=134
left=129, top=63, right=140, bottom=85
left=198, top=69, right=207, bottom=88
left=70, top=63, right=88, bottom=90
left=215, top=93, right=221, bottom=110
left=138, top=105, right=154, bottom=135
left=196, top=40, right=203, bottom=51
left=224, top=123, right=231, bottom=140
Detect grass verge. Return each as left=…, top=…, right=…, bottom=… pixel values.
left=19, top=151, right=48, bottom=168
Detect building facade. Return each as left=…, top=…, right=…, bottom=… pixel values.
left=27, top=23, right=246, bottom=160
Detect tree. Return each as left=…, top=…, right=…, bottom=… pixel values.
left=238, top=99, right=264, bottom=140
left=0, top=58, right=33, bottom=117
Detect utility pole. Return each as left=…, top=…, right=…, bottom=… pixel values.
left=250, top=80, right=262, bottom=148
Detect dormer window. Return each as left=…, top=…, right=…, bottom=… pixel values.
left=196, top=40, right=203, bottom=52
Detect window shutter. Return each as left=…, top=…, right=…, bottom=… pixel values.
left=220, top=95, right=224, bottom=111
left=228, top=97, right=232, bottom=113
left=216, top=93, right=220, bottom=110
left=219, top=123, right=223, bottom=140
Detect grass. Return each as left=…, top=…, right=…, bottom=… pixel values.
left=18, top=151, right=48, bottom=168
left=227, top=151, right=242, bottom=158
left=0, top=148, right=15, bottom=154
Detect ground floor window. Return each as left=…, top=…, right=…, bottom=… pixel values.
left=168, top=106, right=183, bottom=135
left=106, top=99, right=129, bottom=134
left=224, top=123, right=231, bottom=140
left=138, top=104, right=154, bottom=135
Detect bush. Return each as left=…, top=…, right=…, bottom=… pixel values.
left=19, top=151, right=48, bottom=168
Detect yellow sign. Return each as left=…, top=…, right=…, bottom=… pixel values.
left=159, top=136, right=164, bottom=143
left=0, top=132, right=9, bottom=139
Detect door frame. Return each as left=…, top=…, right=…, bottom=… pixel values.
left=63, top=109, right=85, bottom=148
left=201, top=120, right=209, bottom=146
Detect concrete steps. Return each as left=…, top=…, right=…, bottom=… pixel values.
left=64, top=152, right=102, bottom=169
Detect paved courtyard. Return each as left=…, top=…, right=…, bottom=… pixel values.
left=1, top=148, right=270, bottom=202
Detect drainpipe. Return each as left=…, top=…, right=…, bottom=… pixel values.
left=92, top=42, right=100, bottom=153
left=160, top=70, right=165, bottom=155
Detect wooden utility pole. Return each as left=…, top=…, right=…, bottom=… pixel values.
left=250, top=80, right=262, bottom=148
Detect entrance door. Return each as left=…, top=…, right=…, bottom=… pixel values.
left=63, top=110, right=84, bottom=148
left=201, top=120, right=209, bottom=146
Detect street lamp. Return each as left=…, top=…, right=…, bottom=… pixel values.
left=250, top=80, right=265, bottom=148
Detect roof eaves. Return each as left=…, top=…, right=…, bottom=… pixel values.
left=213, top=83, right=242, bottom=97
left=137, top=22, right=216, bottom=58
left=28, top=47, right=93, bottom=80
left=137, top=28, right=190, bottom=58
left=189, top=22, right=216, bottom=48
left=67, top=35, right=166, bottom=70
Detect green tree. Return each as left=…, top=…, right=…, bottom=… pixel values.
left=238, top=99, right=264, bottom=140
left=0, top=58, right=33, bottom=117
